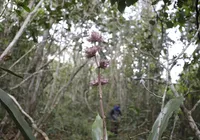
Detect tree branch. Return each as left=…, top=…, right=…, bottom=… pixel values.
left=0, top=0, right=10, bottom=18
left=169, top=27, right=200, bottom=70
left=0, top=0, right=44, bottom=62
left=170, top=115, right=178, bottom=140
left=140, top=81, right=162, bottom=98
left=0, top=44, right=37, bottom=79
left=35, top=59, right=89, bottom=132
left=181, top=105, right=200, bottom=140
left=132, top=77, right=166, bottom=84
left=191, top=99, right=200, bottom=113
left=8, top=94, right=49, bottom=140
left=169, top=80, right=200, bottom=140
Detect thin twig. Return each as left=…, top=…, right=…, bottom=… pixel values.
left=141, top=81, right=162, bottom=98
left=169, top=27, right=200, bottom=70
left=191, top=99, right=200, bottom=113
left=133, top=77, right=166, bottom=84
left=0, top=45, right=37, bottom=79
left=0, top=0, right=10, bottom=18
left=170, top=115, right=178, bottom=140
left=138, top=48, right=168, bottom=70
left=43, top=57, right=60, bottom=112
left=0, top=0, right=44, bottom=62
left=8, top=94, right=49, bottom=140
left=10, top=70, right=43, bottom=90
left=84, top=90, right=96, bottom=114
left=36, top=59, right=89, bottom=130
left=10, top=46, right=68, bottom=90
left=130, top=131, right=149, bottom=139
left=39, top=46, right=68, bottom=70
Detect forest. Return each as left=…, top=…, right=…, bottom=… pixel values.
left=0, top=0, right=200, bottom=140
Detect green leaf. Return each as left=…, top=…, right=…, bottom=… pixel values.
left=177, top=0, right=184, bottom=8
left=163, top=0, right=169, bottom=4
left=17, top=2, right=31, bottom=12
left=15, top=9, right=22, bottom=17
left=0, top=23, right=3, bottom=32
left=148, top=96, right=184, bottom=140
left=166, top=21, right=174, bottom=28
left=178, top=11, right=186, bottom=25
left=22, top=5, right=31, bottom=12
left=110, top=0, right=117, bottom=6
left=0, top=89, right=36, bottom=140
left=149, top=20, right=156, bottom=25
left=92, top=114, right=107, bottom=140
left=118, top=0, right=126, bottom=13
left=126, top=0, right=138, bottom=6
left=152, top=0, right=159, bottom=5
left=0, top=66, right=23, bottom=79
left=163, top=12, right=168, bottom=18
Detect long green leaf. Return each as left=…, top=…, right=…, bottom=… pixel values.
left=0, top=88, right=36, bottom=140
left=92, top=114, right=107, bottom=140
left=148, top=96, right=184, bottom=140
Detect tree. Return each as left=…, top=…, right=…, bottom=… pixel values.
left=0, top=0, right=200, bottom=140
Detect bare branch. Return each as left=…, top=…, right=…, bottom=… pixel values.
left=181, top=105, right=200, bottom=140
left=130, top=131, right=149, bottom=139
left=43, top=57, right=61, bottom=112
left=132, top=77, right=166, bottom=84
left=84, top=90, right=95, bottom=114
left=191, top=99, right=200, bottom=113
left=8, top=94, right=49, bottom=140
left=36, top=59, right=89, bottom=131
left=10, top=46, right=68, bottom=90
left=0, top=0, right=44, bottom=62
left=170, top=115, right=178, bottom=140
left=169, top=27, right=200, bottom=70
left=10, top=70, right=43, bottom=90
left=169, top=82, right=180, bottom=97
left=170, top=81, right=200, bottom=140
left=141, top=81, right=162, bottom=98
left=0, top=0, right=10, bottom=18
left=0, top=45, right=37, bottom=79
left=138, top=49, right=168, bottom=70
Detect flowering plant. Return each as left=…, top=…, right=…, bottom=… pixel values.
left=86, top=31, right=109, bottom=140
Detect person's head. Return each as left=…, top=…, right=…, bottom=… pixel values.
left=114, top=104, right=120, bottom=110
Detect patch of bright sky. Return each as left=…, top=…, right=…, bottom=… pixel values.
left=166, top=28, right=196, bottom=82
left=161, top=1, right=196, bottom=82
left=46, top=0, right=197, bottom=83
left=123, top=1, right=197, bottom=83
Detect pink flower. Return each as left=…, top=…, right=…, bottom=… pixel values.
left=85, top=46, right=101, bottom=58
left=88, top=31, right=103, bottom=42
left=99, top=59, right=109, bottom=69
left=90, top=77, right=109, bottom=86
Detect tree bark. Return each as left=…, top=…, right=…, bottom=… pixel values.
left=181, top=105, right=200, bottom=140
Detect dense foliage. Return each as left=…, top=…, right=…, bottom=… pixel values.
left=0, top=0, right=200, bottom=140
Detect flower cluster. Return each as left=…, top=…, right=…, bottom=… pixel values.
left=86, top=31, right=109, bottom=87
left=90, top=77, right=109, bottom=86
left=99, top=59, right=109, bottom=69
left=87, top=31, right=103, bottom=42
left=85, top=46, right=101, bottom=58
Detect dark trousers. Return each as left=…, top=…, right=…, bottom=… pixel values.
left=111, top=120, right=119, bottom=134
